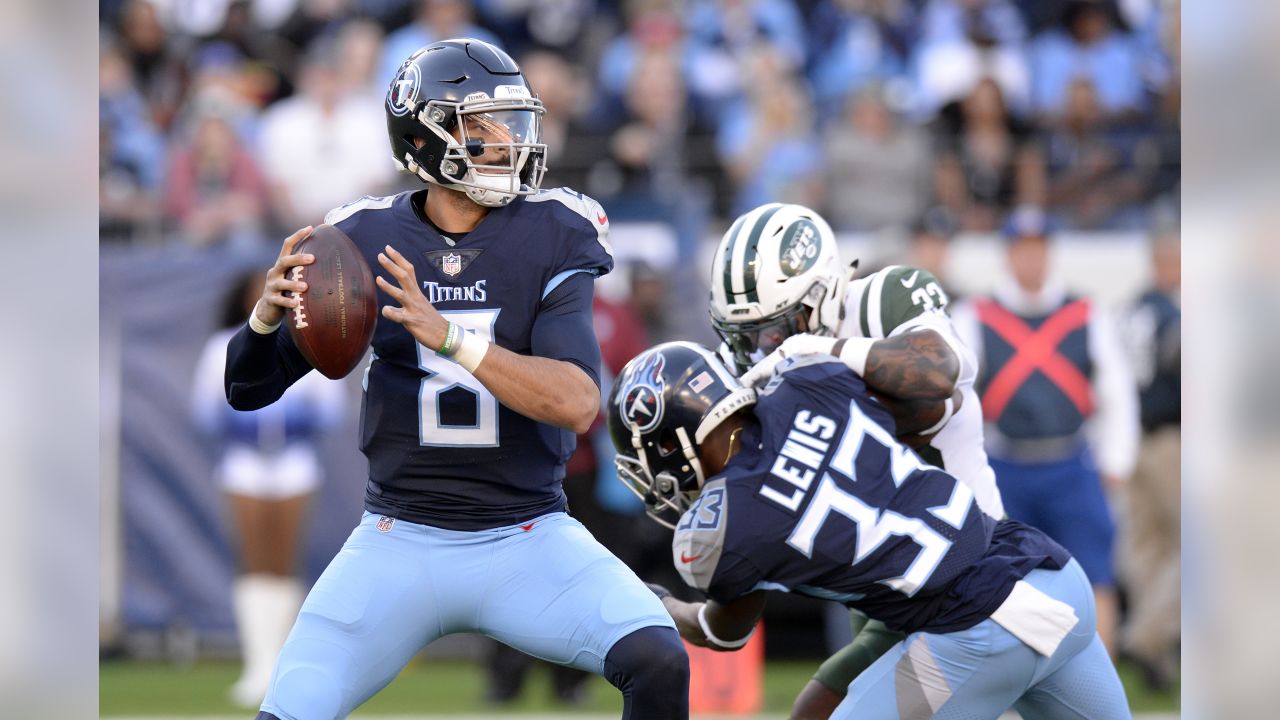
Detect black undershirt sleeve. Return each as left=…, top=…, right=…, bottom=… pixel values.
left=530, top=271, right=603, bottom=389
left=224, top=322, right=315, bottom=410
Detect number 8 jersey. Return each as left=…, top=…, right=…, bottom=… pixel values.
left=673, top=358, right=1068, bottom=635
left=223, top=187, right=614, bottom=531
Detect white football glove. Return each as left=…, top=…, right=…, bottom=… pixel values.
left=738, top=334, right=838, bottom=388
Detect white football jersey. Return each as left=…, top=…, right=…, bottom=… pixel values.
left=839, top=265, right=1004, bottom=520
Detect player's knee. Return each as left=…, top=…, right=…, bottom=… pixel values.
left=604, top=625, right=689, bottom=694
left=270, top=664, right=345, bottom=720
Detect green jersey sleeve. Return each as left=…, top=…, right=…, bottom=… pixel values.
left=852, top=265, right=951, bottom=339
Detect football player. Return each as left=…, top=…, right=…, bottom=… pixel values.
left=225, top=39, right=687, bottom=720
left=609, top=342, right=1131, bottom=719
left=708, top=203, right=1005, bottom=719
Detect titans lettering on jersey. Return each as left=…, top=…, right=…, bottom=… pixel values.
left=424, top=280, right=487, bottom=303
left=323, top=188, right=613, bottom=529
left=673, top=360, right=1068, bottom=635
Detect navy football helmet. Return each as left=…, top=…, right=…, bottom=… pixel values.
left=385, top=38, right=547, bottom=207
left=607, top=342, right=756, bottom=528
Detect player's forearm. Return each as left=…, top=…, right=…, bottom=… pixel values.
left=224, top=323, right=307, bottom=410
left=471, top=346, right=599, bottom=434
left=858, top=329, right=959, bottom=401
left=660, top=598, right=714, bottom=649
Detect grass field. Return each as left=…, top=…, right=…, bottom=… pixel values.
left=101, top=658, right=1179, bottom=718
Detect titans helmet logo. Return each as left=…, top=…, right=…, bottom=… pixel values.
left=620, top=352, right=666, bottom=434
left=388, top=60, right=421, bottom=117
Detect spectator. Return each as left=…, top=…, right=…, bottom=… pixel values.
left=473, top=0, right=604, bottom=58
left=1044, top=78, right=1149, bottom=228
left=628, top=262, right=676, bottom=344
left=717, top=48, right=823, bottom=216
left=518, top=49, right=604, bottom=192
left=684, top=0, right=808, bottom=117
left=100, top=40, right=165, bottom=243
left=116, top=0, right=188, bottom=131
left=596, top=0, right=690, bottom=116
left=806, top=0, right=913, bottom=119
left=1030, top=0, right=1145, bottom=120
left=602, top=49, right=728, bottom=217
left=1117, top=230, right=1180, bottom=691
left=335, top=17, right=387, bottom=103
left=378, top=0, right=500, bottom=89
left=686, top=0, right=807, bottom=68
left=933, top=77, right=1046, bottom=232
left=200, top=0, right=298, bottom=107
left=257, top=38, right=396, bottom=231
left=163, top=107, right=269, bottom=248
left=822, top=84, right=932, bottom=232
left=190, top=272, right=346, bottom=708
left=1142, top=77, right=1179, bottom=216
left=276, top=0, right=361, bottom=62
left=952, top=208, right=1140, bottom=657
left=913, top=0, right=1031, bottom=116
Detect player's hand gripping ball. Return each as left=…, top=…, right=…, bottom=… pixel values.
left=285, top=224, right=378, bottom=379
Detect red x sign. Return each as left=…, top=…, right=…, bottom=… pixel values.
left=976, top=299, right=1095, bottom=423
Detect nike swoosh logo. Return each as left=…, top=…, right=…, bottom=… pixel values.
left=679, top=552, right=703, bottom=564
left=900, top=270, right=920, bottom=288
left=519, top=521, right=539, bottom=532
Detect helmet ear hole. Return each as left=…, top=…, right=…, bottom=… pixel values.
left=657, top=429, right=679, bottom=456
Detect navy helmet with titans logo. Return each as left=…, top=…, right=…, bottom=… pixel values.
left=385, top=38, right=547, bottom=207
left=607, top=342, right=756, bottom=528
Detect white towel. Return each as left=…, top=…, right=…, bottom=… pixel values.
left=989, top=579, right=1080, bottom=657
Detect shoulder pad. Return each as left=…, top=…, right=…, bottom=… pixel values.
left=856, top=265, right=950, bottom=338
left=672, top=481, right=730, bottom=592
left=323, top=194, right=398, bottom=227
left=524, top=187, right=613, bottom=256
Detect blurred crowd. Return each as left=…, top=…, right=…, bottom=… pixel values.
left=100, top=0, right=1181, bottom=250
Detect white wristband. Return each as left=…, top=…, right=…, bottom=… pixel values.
left=919, top=396, right=956, bottom=436
left=248, top=312, right=281, bottom=335
left=697, top=603, right=753, bottom=650
left=453, top=330, right=490, bottom=373
left=836, top=337, right=875, bottom=376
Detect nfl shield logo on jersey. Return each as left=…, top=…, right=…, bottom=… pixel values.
left=376, top=515, right=395, bottom=532
left=442, top=253, right=462, bottom=276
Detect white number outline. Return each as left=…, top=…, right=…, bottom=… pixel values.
left=785, top=398, right=973, bottom=596
left=416, top=309, right=501, bottom=447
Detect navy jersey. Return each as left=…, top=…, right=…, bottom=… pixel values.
left=226, top=187, right=613, bottom=529
left=673, top=359, right=1068, bottom=635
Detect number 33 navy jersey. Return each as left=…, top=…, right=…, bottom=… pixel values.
left=673, top=358, right=1069, bottom=635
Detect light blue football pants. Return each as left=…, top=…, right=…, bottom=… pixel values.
left=260, top=511, right=674, bottom=720
left=834, top=559, right=1132, bottom=719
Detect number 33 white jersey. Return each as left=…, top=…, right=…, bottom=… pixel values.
left=839, top=265, right=1004, bottom=520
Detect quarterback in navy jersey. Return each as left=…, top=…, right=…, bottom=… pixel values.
left=225, top=39, right=686, bottom=720
left=609, top=342, right=1131, bottom=719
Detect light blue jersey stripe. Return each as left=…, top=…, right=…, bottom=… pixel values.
left=542, top=267, right=598, bottom=300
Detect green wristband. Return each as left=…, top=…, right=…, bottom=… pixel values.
left=437, top=322, right=459, bottom=357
